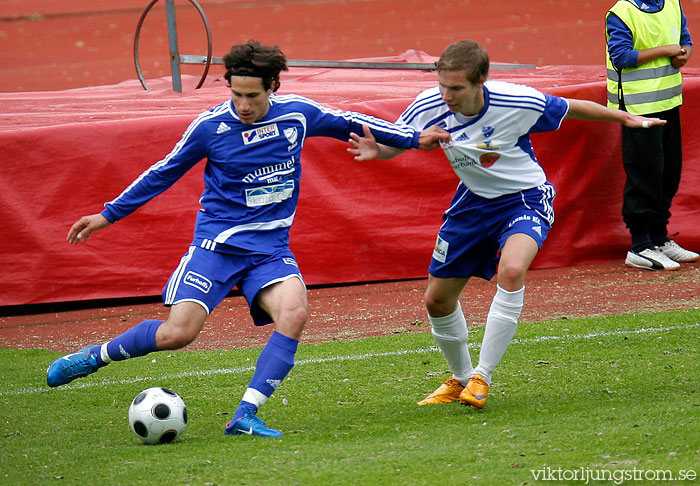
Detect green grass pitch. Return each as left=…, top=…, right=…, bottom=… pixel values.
left=1, top=310, right=699, bottom=485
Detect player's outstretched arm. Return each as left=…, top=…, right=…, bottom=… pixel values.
left=348, top=124, right=451, bottom=161
left=348, top=124, right=406, bottom=161
left=67, top=213, right=111, bottom=244
left=565, top=99, right=666, bottom=128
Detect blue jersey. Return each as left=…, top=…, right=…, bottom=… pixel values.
left=102, top=94, right=419, bottom=253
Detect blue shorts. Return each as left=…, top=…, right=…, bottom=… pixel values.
left=429, top=183, right=555, bottom=281
left=162, top=246, right=304, bottom=326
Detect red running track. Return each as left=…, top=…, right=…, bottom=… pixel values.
left=5, top=0, right=699, bottom=92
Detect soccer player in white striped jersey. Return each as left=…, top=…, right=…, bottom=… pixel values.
left=47, top=40, right=449, bottom=437
left=349, top=40, right=664, bottom=410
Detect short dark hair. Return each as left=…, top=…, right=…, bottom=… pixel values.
left=436, top=40, right=490, bottom=84
left=223, top=40, right=288, bottom=92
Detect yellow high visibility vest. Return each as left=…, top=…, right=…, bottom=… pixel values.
left=606, top=0, right=684, bottom=115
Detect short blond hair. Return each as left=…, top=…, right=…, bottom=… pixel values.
left=437, top=40, right=489, bottom=84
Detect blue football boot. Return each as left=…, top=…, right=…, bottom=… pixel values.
left=224, top=409, right=283, bottom=438
left=46, top=346, right=100, bottom=387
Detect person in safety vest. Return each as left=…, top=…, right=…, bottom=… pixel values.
left=606, top=0, right=698, bottom=270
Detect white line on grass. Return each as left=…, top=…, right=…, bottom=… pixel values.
left=3, top=322, right=698, bottom=397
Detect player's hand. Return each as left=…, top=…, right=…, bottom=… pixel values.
left=347, top=124, right=379, bottom=161
left=418, top=125, right=451, bottom=151
left=67, top=213, right=111, bottom=244
left=626, top=115, right=666, bottom=129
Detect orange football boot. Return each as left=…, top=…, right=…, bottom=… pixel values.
left=417, top=377, right=465, bottom=406
left=459, top=374, right=489, bottom=409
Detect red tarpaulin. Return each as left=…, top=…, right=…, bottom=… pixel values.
left=1, top=54, right=699, bottom=306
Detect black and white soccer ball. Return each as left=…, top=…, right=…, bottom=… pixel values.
left=128, top=387, right=188, bottom=444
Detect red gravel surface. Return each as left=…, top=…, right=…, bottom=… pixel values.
left=1, top=0, right=620, bottom=93
left=2, top=262, right=698, bottom=353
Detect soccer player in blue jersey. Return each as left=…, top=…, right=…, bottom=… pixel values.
left=349, top=40, right=665, bottom=410
left=47, top=40, right=448, bottom=437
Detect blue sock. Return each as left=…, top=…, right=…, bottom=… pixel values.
left=235, top=401, right=258, bottom=419
left=96, top=319, right=162, bottom=365
left=233, top=331, right=299, bottom=421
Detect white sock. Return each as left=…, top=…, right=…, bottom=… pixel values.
left=429, top=303, right=473, bottom=384
left=100, top=343, right=113, bottom=364
left=474, top=285, right=524, bottom=385
left=241, top=387, right=269, bottom=409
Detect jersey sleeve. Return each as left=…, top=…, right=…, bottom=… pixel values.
left=606, top=12, right=639, bottom=69
left=101, top=115, right=209, bottom=223
left=298, top=96, right=420, bottom=149
left=396, top=88, right=444, bottom=130
left=680, top=7, right=692, bottom=46
left=530, top=94, right=569, bottom=133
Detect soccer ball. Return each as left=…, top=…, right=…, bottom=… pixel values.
left=128, top=387, right=188, bottom=444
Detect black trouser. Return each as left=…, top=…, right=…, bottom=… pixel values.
left=621, top=106, right=682, bottom=251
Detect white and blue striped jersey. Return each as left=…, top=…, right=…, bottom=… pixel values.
left=101, top=94, right=419, bottom=253
left=398, top=80, right=569, bottom=199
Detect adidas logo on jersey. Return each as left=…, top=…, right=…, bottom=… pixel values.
left=216, top=122, right=231, bottom=134
left=454, top=132, right=470, bottom=142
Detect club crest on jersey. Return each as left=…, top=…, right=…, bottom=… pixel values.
left=284, top=127, right=298, bottom=144
left=242, top=124, right=280, bottom=145
left=482, top=126, right=495, bottom=138
left=183, top=271, right=212, bottom=293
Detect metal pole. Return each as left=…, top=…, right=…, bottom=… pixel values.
left=177, top=55, right=534, bottom=71
left=165, top=0, right=183, bottom=92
